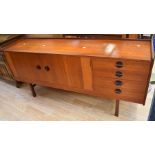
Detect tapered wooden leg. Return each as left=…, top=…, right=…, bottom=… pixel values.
left=16, top=81, right=23, bottom=88
left=115, top=99, right=120, bottom=117
left=30, top=84, right=36, bottom=97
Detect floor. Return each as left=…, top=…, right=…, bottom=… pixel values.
left=0, top=78, right=153, bottom=121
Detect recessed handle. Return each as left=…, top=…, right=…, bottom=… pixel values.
left=115, top=89, right=122, bottom=94
left=115, top=71, right=123, bottom=77
left=115, top=80, right=123, bottom=86
left=44, top=66, right=50, bottom=71
left=116, top=61, right=123, bottom=68
left=36, top=65, right=41, bottom=70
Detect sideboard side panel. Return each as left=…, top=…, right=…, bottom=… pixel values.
left=4, top=52, right=18, bottom=78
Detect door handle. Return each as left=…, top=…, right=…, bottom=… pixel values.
left=115, top=89, right=122, bottom=94
left=116, top=61, right=123, bottom=68
left=44, top=66, right=50, bottom=71
left=36, top=65, right=41, bottom=70
left=115, top=71, right=123, bottom=77
left=115, top=80, right=123, bottom=86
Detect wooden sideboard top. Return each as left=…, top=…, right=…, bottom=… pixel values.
left=3, top=38, right=152, bottom=61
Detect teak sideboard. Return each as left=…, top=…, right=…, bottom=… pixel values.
left=3, top=38, right=154, bottom=116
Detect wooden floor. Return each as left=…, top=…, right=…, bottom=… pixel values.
left=0, top=78, right=153, bottom=121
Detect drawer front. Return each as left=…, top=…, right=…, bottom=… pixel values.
left=93, top=77, right=147, bottom=93
left=93, top=69, right=148, bottom=82
left=93, top=87, right=145, bottom=103
left=92, top=58, right=150, bottom=74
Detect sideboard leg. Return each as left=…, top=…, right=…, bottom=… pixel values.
left=115, top=99, right=120, bottom=117
left=30, top=84, right=36, bottom=97
left=16, top=81, right=23, bottom=88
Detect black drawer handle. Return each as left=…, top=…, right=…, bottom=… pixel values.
left=115, top=89, right=122, bottom=94
left=115, top=80, right=123, bottom=86
left=44, top=66, right=50, bottom=71
left=115, top=71, right=123, bottom=77
left=36, top=65, right=41, bottom=70
left=116, top=61, right=123, bottom=68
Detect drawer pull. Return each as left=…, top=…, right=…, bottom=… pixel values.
left=115, top=89, right=122, bottom=94
left=116, top=61, right=123, bottom=68
left=115, top=80, right=123, bottom=86
left=36, top=65, right=41, bottom=70
left=45, top=66, right=50, bottom=71
left=115, top=71, right=123, bottom=77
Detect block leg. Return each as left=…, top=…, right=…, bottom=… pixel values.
left=16, top=81, right=23, bottom=88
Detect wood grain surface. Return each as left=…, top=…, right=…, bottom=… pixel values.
left=3, top=38, right=151, bottom=61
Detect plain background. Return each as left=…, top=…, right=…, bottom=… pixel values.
left=0, top=0, right=155, bottom=155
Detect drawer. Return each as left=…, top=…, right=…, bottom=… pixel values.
left=92, top=58, right=150, bottom=74
left=93, top=77, right=147, bottom=93
left=93, top=87, right=145, bottom=103
left=93, top=69, right=149, bottom=82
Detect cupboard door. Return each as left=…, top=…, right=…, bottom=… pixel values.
left=40, top=54, right=68, bottom=87
left=5, top=52, right=49, bottom=83
left=38, top=55, right=83, bottom=89
left=40, top=55, right=84, bottom=89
